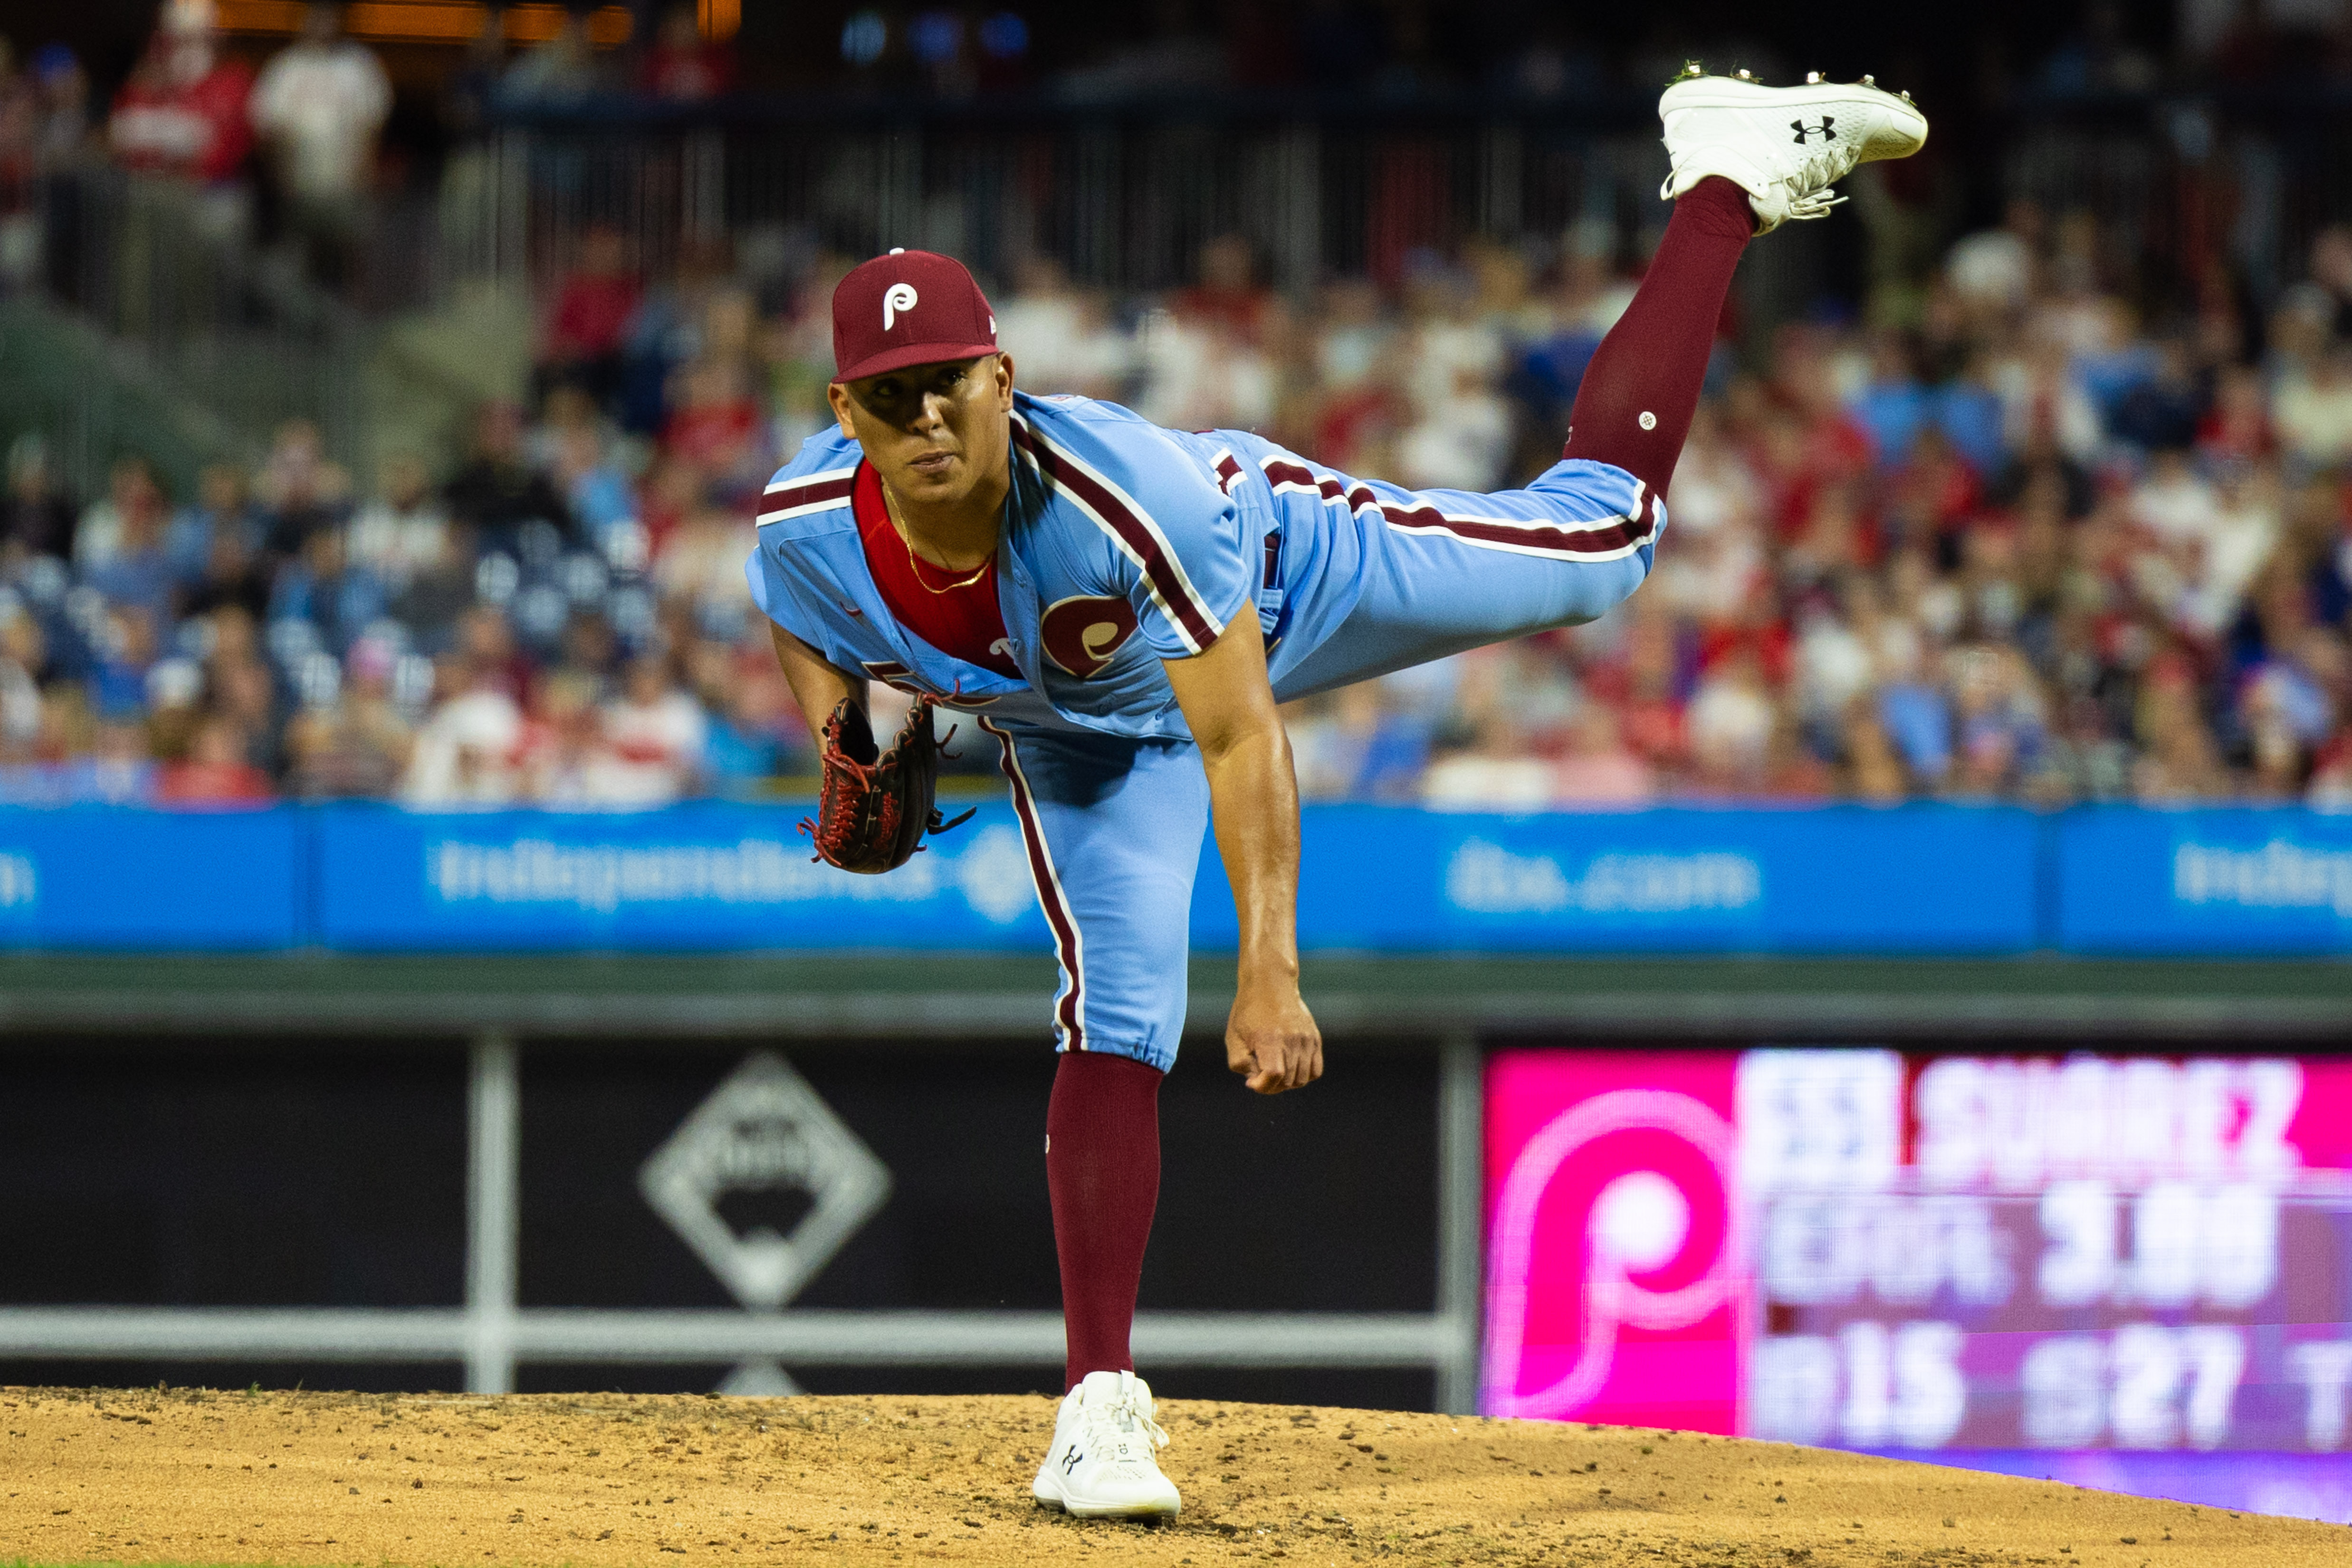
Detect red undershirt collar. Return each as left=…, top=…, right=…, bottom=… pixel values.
left=850, top=459, right=1023, bottom=680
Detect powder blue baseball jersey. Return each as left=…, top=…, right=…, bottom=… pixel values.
left=745, top=389, right=1664, bottom=1067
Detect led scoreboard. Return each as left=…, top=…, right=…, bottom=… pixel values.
left=1482, top=1050, right=2352, bottom=1521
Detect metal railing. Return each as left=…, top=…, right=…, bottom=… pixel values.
left=459, top=86, right=2352, bottom=309
left=19, top=85, right=2352, bottom=497
left=459, top=93, right=1670, bottom=300
left=23, top=160, right=374, bottom=478
left=1995, top=87, right=2352, bottom=309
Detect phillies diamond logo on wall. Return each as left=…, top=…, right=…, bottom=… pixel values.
left=640, top=1052, right=892, bottom=1310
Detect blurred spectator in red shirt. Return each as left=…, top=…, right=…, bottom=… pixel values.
left=2199, top=363, right=2275, bottom=464
left=402, top=651, right=522, bottom=803
left=637, top=3, right=737, bottom=101
left=453, top=604, right=533, bottom=702
left=1883, top=425, right=1984, bottom=564
left=602, top=653, right=707, bottom=800
left=1171, top=233, right=1273, bottom=345
left=0, top=39, right=36, bottom=212
left=544, top=224, right=641, bottom=411
left=157, top=715, right=273, bottom=803
left=109, top=0, right=254, bottom=189
left=662, top=357, right=765, bottom=496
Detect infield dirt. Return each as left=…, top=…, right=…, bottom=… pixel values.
left=0, top=1387, right=2342, bottom=1568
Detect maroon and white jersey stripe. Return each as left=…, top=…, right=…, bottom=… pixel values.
left=757, top=467, right=858, bottom=526
left=1209, top=449, right=1244, bottom=496
left=1011, top=414, right=1229, bottom=656
left=1260, top=454, right=1656, bottom=563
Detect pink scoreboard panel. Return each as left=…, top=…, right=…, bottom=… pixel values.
left=1482, top=1050, right=2352, bottom=1523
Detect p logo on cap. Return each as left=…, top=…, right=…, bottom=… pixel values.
left=831, top=249, right=998, bottom=382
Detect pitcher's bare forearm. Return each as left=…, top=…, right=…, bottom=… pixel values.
left=1163, top=620, right=1323, bottom=1094
left=1202, top=723, right=1301, bottom=990
left=769, top=622, right=866, bottom=745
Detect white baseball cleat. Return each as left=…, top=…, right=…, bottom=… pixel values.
left=1657, top=64, right=1929, bottom=233
left=1031, top=1369, right=1182, bottom=1520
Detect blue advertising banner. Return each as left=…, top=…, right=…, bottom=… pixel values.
left=1193, top=803, right=2043, bottom=953
left=2055, top=806, right=2352, bottom=955
left=0, top=805, right=302, bottom=948
left=0, top=800, right=2341, bottom=956
left=313, top=801, right=1050, bottom=951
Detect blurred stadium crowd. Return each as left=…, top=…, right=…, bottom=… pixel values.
left=7, top=205, right=2352, bottom=812
left=3, top=4, right=2352, bottom=809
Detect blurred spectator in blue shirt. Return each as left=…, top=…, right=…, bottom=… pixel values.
left=165, top=462, right=261, bottom=587
left=550, top=422, right=635, bottom=547
left=1288, top=680, right=1435, bottom=802
left=82, top=478, right=175, bottom=629
left=1878, top=664, right=1954, bottom=787
left=269, top=527, right=389, bottom=656
left=1848, top=333, right=1931, bottom=468
left=85, top=604, right=159, bottom=721
left=1514, top=249, right=1627, bottom=429
left=703, top=671, right=803, bottom=790
left=2110, top=337, right=2206, bottom=452
left=58, top=717, right=154, bottom=804
left=1931, top=368, right=2009, bottom=476
left=2074, top=305, right=2162, bottom=426
left=60, top=719, right=156, bottom=804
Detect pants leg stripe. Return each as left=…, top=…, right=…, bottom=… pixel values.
left=1377, top=486, right=1657, bottom=562
left=981, top=719, right=1087, bottom=1052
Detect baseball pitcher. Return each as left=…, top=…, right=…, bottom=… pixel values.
left=746, top=68, right=1926, bottom=1520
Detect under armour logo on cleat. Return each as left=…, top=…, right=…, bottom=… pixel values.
left=1061, top=1450, right=1083, bottom=1474
left=1790, top=117, right=1836, bottom=143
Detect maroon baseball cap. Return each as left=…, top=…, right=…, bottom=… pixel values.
left=831, top=249, right=999, bottom=383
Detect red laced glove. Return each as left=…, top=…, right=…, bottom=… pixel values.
left=799, top=697, right=975, bottom=874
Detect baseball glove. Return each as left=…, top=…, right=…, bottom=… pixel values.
left=799, top=696, right=975, bottom=874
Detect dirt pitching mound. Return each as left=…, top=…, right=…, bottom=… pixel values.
left=0, top=1388, right=2342, bottom=1567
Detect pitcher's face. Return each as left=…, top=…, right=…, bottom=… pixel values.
left=829, top=353, right=1015, bottom=512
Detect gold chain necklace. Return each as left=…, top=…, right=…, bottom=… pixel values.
left=882, top=481, right=992, bottom=594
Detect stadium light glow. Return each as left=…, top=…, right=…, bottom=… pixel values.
left=216, top=0, right=635, bottom=47
left=698, top=0, right=740, bottom=43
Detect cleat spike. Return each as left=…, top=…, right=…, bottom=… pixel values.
left=1734, top=67, right=1754, bottom=80
left=1861, top=73, right=1875, bottom=86
left=1677, top=59, right=1706, bottom=80
left=1806, top=70, right=1823, bottom=84
left=1900, top=89, right=1913, bottom=102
